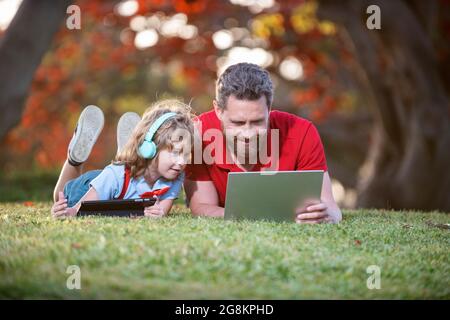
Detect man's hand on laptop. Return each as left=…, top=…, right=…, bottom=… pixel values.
left=295, top=201, right=336, bottom=224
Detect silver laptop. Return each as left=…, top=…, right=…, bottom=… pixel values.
left=224, top=170, right=324, bottom=222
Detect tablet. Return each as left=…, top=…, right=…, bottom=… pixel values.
left=78, top=198, right=156, bottom=217
left=224, top=170, right=323, bottom=222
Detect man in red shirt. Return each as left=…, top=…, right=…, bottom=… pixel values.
left=184, top=63, right=342, bottom=224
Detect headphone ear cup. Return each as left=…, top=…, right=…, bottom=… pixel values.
left=138, top=141, right=157, bottom=159
left=147, top=141, right=157, bottom=159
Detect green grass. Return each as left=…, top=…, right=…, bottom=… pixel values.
left=0, top=202, right=448, bottom=299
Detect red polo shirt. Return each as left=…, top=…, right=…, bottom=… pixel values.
left=185, top=109, right=328, bottom=207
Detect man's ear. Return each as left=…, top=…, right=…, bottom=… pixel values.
left=213, top=100, right=223, bottom=121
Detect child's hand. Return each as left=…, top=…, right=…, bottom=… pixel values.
left=144, top=198, right=165, bottom=218
left=51, top=192, right=77, bottom=218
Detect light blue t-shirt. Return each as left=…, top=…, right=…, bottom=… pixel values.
left=90, top=164, right=184, bottom=201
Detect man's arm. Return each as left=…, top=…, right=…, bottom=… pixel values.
left=184, top=179, right=224, bottom=217
left=295, top=171, right=342, bottom=224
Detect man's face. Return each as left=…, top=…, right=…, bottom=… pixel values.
left=214, top=95, right=270, bottom=164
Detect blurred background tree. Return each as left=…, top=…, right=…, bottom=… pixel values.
left=0, top=0, right=448, bottom=211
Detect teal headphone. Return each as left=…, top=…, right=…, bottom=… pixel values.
left=138, top=112, right=177, bottom=159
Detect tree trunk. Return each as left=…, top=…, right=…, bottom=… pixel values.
left=318, top=0, right=450, bottom=211
left=0, top=0, right=72, bottom=141
left=317, top=113, right=372, bottom=189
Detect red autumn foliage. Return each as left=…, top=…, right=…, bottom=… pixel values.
left=2, top=0, right=345, bottom=170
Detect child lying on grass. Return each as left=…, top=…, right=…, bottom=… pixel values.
left=51, top=99, right=194, bottom=218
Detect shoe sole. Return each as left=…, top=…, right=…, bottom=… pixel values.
left=69, top=105, right=105, bottom=163
left=117, top=112, right=141, bottom=153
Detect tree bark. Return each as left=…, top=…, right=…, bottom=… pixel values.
left=0, top=0, right=72, bottom=141
left=318, top=0, right=450, bottom=211
left=318, top=113, right=372, bottom=189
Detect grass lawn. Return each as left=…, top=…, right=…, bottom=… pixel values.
left=0, top=202, right=448, bottom=299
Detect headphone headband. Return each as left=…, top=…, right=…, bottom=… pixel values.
left=144, top=112, right=177, bottom=142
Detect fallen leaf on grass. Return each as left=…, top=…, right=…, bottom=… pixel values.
left=426, top=221, right=450, bottom=230
left=71, top=243, right=83, bottom=249
left=23, top=201, right=34, bottom=207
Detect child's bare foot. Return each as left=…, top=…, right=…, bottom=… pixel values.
left=116, top=111, right=141, bottom=154
left=68, top=105, right=104, bottom=166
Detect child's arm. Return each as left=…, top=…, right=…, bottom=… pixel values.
left=51, top=187, right=99, bottom=218
left=144, top=198, right=174, bottom=218
left=70, top=187, right=99, bottom=215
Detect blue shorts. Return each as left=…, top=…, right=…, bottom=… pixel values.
left=63, top=170, right=102, bottom=207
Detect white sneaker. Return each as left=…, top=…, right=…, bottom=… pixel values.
left=117, top=112, right=141, bottom=154
left=68, top=105, right=104, bottom=166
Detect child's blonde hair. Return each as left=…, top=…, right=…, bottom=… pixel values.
left=114, top=99, right=195, bottom=178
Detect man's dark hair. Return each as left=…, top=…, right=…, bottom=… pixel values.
left=216, top=63, right=273, bottom=109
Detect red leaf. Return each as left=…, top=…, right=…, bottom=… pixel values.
left=71, top=243, right=82, bottom=249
